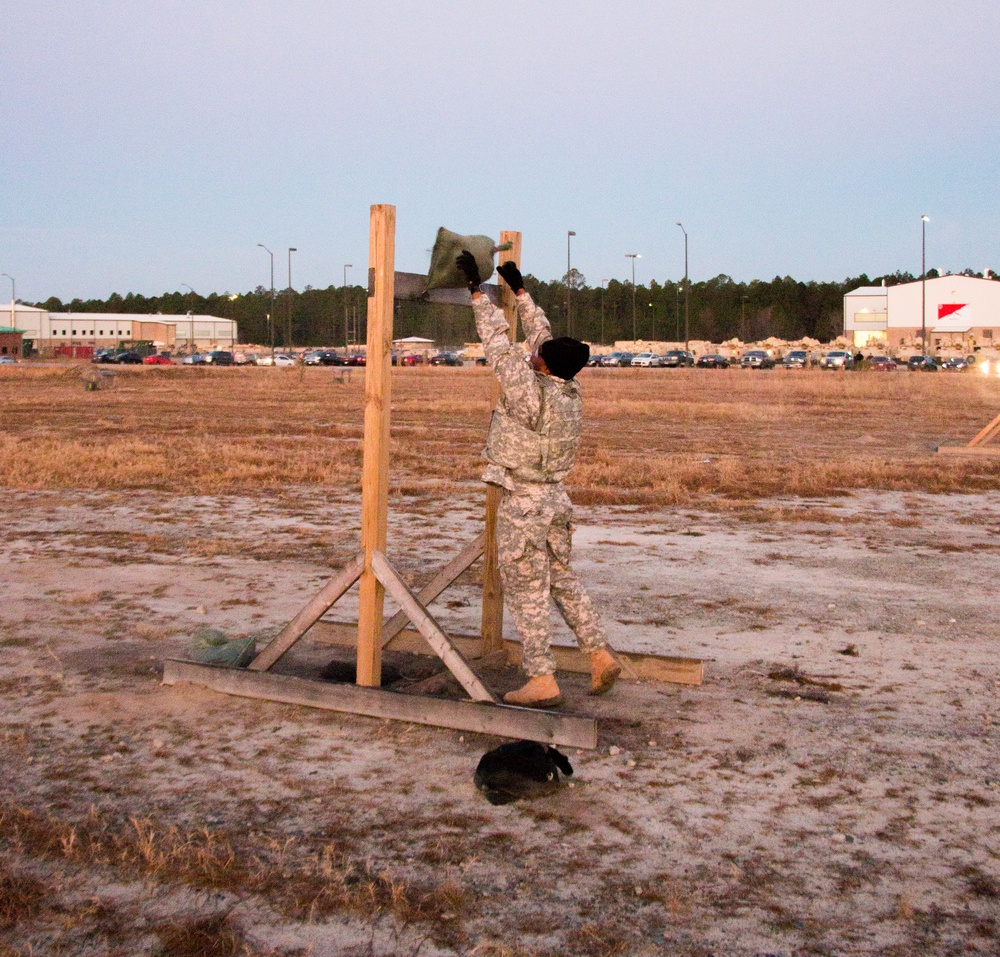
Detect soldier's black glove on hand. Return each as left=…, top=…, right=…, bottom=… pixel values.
left=497, top=261, right=524, bottom=293
left=456, top=250, right=482, bottom=292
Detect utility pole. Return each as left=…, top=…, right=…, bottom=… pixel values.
left=287, top=247, right=297, bottom=350
left=625, top=254, right=641, bottom=343
left=258, top=244, right=275, bottom=357
left=676, top=222, right=689, bottom=353
left=343, top=264, right=353, bottom=350
left=566, top=230, right=576, bottom=336
left=921, top=216, right=929, bottom=356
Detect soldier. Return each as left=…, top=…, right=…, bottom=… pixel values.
left=456, top=251, right=621, bottom=708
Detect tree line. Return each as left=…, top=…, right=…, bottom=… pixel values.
left=32, top=267, right=995, bottom=349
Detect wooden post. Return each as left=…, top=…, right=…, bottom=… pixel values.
left=357, top=204, right=396, bottom=686
left=480, top=230, right=521, bottom=654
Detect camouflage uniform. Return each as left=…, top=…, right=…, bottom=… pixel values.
left=472, top=290, right=607, bottom=677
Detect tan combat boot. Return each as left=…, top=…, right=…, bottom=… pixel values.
left=589, top=648, right=621, bottom=695
left=503, top=674, right=563, bottom=709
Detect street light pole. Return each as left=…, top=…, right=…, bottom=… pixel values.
left=181, top=283, right=195, bottom=352
left=601, top=279, right=608, bottom=345
left=257, top=244, right=275, bottom=357
left=676, top=222, right=689, bottom=353
left=1, top=273, right=14, bottom=334
left=343, top=264, right=353, bottom=350
left=287, top=247, right=297, bottom=350
left=741, top=294, right=749, bottom=340
left=625, top=254, right=641, bottom=343
left=566, top=230, right=576, bottom=336
left=921, top=216, right=929, bottom=356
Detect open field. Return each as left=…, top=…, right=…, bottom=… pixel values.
left=1, top=364, right=999, bottom=956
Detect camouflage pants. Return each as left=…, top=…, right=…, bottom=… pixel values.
left=497, top=486, right=606, bottom=678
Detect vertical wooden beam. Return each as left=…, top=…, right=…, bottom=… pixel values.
left=357, top=204, right=396, bottom=686
left=480, top=230, right=521, bottom=654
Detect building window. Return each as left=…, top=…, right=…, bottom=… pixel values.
left=72, top=330, right=76, bottom=336
left=984, top=329, right=994, bottom=339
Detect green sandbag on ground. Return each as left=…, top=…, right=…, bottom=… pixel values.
left=187, top=627, right=256, bottom=668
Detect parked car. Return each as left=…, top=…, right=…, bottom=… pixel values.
left=202, top=351, right=234, bottom=366
left=344, top=354, right=367, bottom=366
left=781, top=349, right=812, bottom=369
left=303, top=350, right=324, bottom=366
left=401, top=353, right=426, bottom=366
left=142, top=354, right=174, bottom=365
left=600, top=352, right=634, bottom=367
left=941, top=357, right=969, bottom=372
left=181, top=353, right=204, bottom=365
left=586, top=355, right=603, bottom=367
left=868, top=355, right=897, bottom=371
left=114, top=352, right=143, bottom=365
left=819, top=350, right=854, bottom=370
left=630, top=352, right=662, bottom=367
left=318, top=350, right=347, bottom=366
left=233, top=352, right=256, bottom=366
left=0, top=355, right=18, bottom=365
left=978, top=358, right=999, bottom=377
left=272, top=354, right=296, bottom=367
left=430, top=352, right=464, bottom=366
left=740, top=350, right=776, bottom=369
left=695, top=354, right=730, bottom=368
left=660, top=350, right=695, bottom=367
left=907, top=355, right=937, bottom=372
left=91, top=349, right=117, bottom=364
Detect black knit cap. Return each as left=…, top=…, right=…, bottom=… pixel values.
left=539, top=337, right=590, bottom=380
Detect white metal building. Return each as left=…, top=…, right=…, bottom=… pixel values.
left=1, top=303, right=237, bottom=353
left=843, top=275, right=1000, bottom=353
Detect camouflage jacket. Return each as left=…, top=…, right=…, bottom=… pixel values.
left=472, top=292, right=583, bottom=492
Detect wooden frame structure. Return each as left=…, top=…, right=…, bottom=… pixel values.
left=936, top=410, right=1000, bottom=458
left=163, top=204, right=702, bottom=749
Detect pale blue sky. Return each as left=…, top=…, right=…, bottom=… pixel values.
left=2, top=0, right=997, bottom=303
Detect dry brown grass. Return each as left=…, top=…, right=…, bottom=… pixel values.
left=0, top=799, right=465, bottom=932
left=1, top=364, right=999, bottom=503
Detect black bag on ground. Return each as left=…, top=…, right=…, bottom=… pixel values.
left=473, top=740, right=574, bottom=805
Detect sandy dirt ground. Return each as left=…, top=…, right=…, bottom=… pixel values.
left=1, top=486, right=998, bottom=956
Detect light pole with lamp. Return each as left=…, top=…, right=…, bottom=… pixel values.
left=921, top=216, right=929, bottom=356
left=676, top=222, right=689, bottom=353
left=257, top=244, right=276, bottom=357
left=625, top=254, right=641, bottom=343
left=741, top=294, right=749, bottom=341
left=566, top=230, right=576, bottom=336
left=600, top=279, right=608, bottom=345
left=181, top=283, right=195, bottom=353
left=286, top=247, right=297, bottom=350
left=1, top=273, right=14, bottom=336
left=343, top=264, right=353, bottom=350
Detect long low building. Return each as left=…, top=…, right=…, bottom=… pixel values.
left=1, top=303, right=237, bottom=354
left=844, top=274, right=1000, bottom=352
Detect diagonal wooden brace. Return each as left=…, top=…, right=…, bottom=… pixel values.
left=381, top=532, right=486, bottom=648
left=371, top=551, right=496, bottom=703
left=249, top=551, right=366, bottom=672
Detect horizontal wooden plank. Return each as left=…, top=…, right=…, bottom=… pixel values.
left=936, top=445, right=1000, bottom=457
left=162, top=659, right=597, bottom=749
left=370, top=271, right=500, bottom=306
left=316, top=620, right=703, bottom=686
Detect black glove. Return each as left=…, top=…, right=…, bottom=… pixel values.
left=455, top=250, right=482, bottom=291
left=497, top=261, right=524, bottom=293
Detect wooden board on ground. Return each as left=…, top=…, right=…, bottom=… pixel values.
left=936, top=445, right=1000, bottom=457
left=162, top=659, right=597, bottom=749
left=312, top=620, right=704, bottom=686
